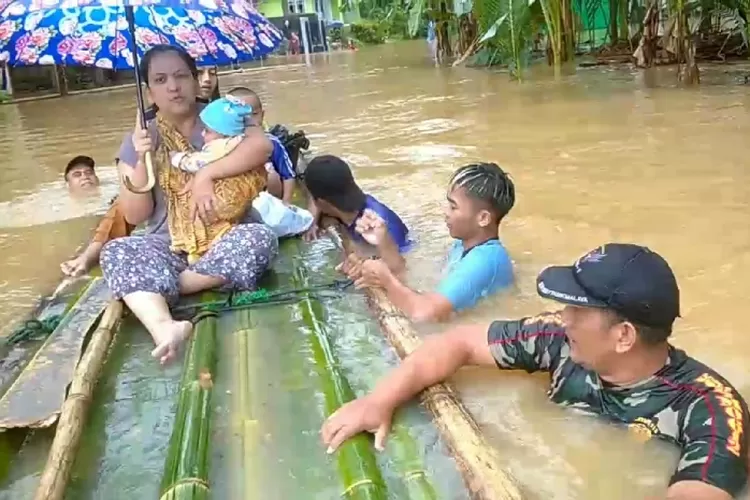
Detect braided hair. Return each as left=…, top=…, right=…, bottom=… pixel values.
left=449, top=162, right=515, bottom=222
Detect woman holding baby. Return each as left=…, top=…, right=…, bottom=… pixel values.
left=102, top=45, right=278, bottom=365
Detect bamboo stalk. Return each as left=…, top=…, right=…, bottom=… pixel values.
left=291, top=261, right=388, bottom=500
left=160, top=312, right=218, bottom=500
left=332, top=226, right=524, bottom=500
left=388, top=423, right=438, bottom=500
left=232, top=309, right=261, bottom=499
left=33, top=299, right=124, bottom=500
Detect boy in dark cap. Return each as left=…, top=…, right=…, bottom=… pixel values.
left=303, top=154, right=410, bottom=274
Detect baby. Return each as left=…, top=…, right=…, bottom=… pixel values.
left=170, top=96, right=248, bottom=174
left=162, top=96, right=265, bottom=263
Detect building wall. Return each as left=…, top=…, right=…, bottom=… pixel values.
left=258, top=0, right=284, bottom=18
left=258, top=0, right=342, bottom=21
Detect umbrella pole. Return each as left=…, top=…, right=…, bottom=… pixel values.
left=121, top=6, right=156, bottom=194
left=125, top=6, right=147, bottom=130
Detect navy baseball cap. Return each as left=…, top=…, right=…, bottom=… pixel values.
left=536, top=243, right=680, bottom=328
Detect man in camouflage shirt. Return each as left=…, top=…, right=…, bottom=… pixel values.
left=321, top=243, right=749, bottom=499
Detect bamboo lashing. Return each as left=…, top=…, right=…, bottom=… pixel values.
left=33, top=300, right=123, bottom=500
left=333, top=226, right=524, bottom=500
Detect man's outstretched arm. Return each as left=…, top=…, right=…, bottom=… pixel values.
left=320, top=322, right=495, bottom=452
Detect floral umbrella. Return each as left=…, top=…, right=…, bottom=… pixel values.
left=0, top=2, right=283, bottom=69
left=0, top=0, right=284, bottom=192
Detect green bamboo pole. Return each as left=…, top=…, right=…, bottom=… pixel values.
left=231, top=309, right=261, bottom=499
left=389, top=423, right=439, bottom=500
left=294, top=240, right=439, bottom=499
left=291, top=263, right=388, bottom=500
left=159, top=312, right=218, bottom=500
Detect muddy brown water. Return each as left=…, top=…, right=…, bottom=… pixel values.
left=0, top=41, right=748, bottom=499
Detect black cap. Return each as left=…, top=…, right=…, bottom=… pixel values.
left=536, top=243, right=680, bottom=329
left=64, top=155, right=95, bottom=178
left=303, top=155, right=365, bottom=213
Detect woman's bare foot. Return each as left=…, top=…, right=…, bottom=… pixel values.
left=151, top=320, right=193, bottom=365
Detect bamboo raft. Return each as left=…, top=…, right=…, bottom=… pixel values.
left=0, top=221, right=524, bottom=500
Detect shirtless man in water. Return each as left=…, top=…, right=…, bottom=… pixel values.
left=322, top=243, right=750, bottom=500
left=60, top=156, right=133, bottom=277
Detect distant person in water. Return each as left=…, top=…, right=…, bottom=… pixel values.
left=60, top=156, right=134, bottom=277
left=303, top=155, right=410, bottom=274
left=226, top=86, right=298, bottom=204
left=426, top=20, right=437, bottom=64
left=341, top=163, right=515, bottom=322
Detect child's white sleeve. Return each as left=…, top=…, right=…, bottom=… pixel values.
left=170, top=151, right=211, bottom=173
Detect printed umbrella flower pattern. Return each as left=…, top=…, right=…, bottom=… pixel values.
left=0, top=0, right=283, bottom=69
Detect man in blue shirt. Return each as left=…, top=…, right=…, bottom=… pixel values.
left=303, top=154, right=410, bottom=274
left=345, top=162, right=515, bottom=322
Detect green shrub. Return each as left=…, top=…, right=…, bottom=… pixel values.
left=0, top=90, right=10, bottom=103
left=350, top=21, right=387, bottom=44
left=329, top=26, right=344, bottom=43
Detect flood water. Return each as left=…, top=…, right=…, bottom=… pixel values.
left=1, top=40, right=749, bottom=498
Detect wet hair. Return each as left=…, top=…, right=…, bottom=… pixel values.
left=139, top=45, right=198, bottom=86
left=608, top=311, right=672, bottom=346
left=449, top=162, right=515, bottom=222
left=227, top=86, right=262, bottom=110
left=64, top=155, right=95, bottom=179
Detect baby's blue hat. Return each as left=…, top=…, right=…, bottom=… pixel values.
left=200, top=96, right=252, bottom=137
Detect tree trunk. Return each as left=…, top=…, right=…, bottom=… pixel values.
left=633, top=0, right=659, bottom=67
left=608, top=0, right=619, bottom=44
left=618, top=0, right=629, bottom=44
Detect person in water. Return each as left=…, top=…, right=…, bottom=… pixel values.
left=225, top=86, right=298, bottom=204
left=303, top=154, right=410, bottom=274
left=322, top=243, right=750, bottom=500
left=64, top=155, right=99, bottom=194
left=60, top=156, right=135, bottom=277
left=103, top=45, right=277, bottom=365
left=166, top=95, right=264, bottom=263
left=144, top=65, right=220, bottom=121
left=342, top=163, right=515, bottom=322
left=426, top=19, right=437, bottom=64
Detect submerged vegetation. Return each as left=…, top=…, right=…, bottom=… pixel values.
left=344, top=0, right=750, bottom=83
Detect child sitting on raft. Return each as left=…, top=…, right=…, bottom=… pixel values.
left=161, top=95, right=266, bottom=264
left=224, top=87, right=314, bottom=238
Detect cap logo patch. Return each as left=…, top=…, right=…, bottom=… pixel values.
left=575, top=245, right=607, bottom=272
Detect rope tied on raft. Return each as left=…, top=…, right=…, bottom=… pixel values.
left=340, top=478, right=375, bottom=497
left=6, top=315, right=63, bottom=345
left=158, top=476, right=211, bottom=500
left=175, top=278, right=355, bottom=319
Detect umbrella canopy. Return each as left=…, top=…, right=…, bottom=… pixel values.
left=0, top=2, right=283, bottom=68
